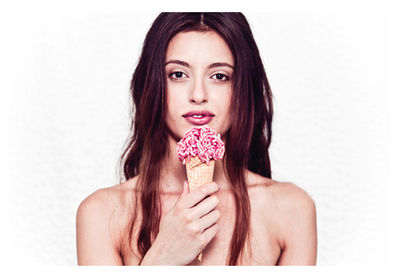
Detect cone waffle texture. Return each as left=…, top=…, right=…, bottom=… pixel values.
left=185, top=156, right=215, bottom=192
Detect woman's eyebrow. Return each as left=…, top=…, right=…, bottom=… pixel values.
left=165, top=59, right=234, bottom=69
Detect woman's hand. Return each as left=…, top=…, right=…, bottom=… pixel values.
left=140, top=181, right=221, bottom=265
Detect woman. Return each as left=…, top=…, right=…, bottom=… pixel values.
left=76, top=12, right=317, bottom=265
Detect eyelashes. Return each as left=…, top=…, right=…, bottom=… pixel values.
left=168, top=71, right=230, bottom=82
left=169, top=71, right=187, bottom=79
left=213, top=73, right=229, bottom=81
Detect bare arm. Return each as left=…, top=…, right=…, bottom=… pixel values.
left=277, top=183, right=317, bottom=265
left=76, top=189, right=123, bottom=265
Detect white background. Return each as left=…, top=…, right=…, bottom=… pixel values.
left=2, top=8, right=398, bottom=269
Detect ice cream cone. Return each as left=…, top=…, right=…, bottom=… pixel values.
left=177, top=126, right=225, bottom=263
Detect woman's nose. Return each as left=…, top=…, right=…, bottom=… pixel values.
left=189, top=79, right=208, bottom=105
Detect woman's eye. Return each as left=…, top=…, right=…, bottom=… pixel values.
left=212, top=73, right=229, bottom=81
left=168, top=71, right=229, bottom=82
left=169, top=71, right=187, bottom=79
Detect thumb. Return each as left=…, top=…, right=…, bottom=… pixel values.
left=175, top=181, right=190, bottom=208
left=181, top=180, right=190, bottom=196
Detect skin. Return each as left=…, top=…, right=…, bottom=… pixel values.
left=76, top=30, right=317, bottom=266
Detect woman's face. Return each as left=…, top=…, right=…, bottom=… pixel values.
left=165, top=30, right=234, bottom=141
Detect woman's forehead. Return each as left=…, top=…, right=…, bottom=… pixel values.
left=165, top=30, right=234, bottom=67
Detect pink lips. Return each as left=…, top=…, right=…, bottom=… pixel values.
left=183, top=110, right=215, bottom=125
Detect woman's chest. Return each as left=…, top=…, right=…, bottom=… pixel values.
left=121, top=190, right=282, bottom=265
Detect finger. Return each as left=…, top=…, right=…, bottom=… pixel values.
left=183, top=180, right=190, bottom=195
left=198, top=209, right=221, bottom=232
left=179, top=180, right=190, bottom=200
left=200, top=223, right=219, bottom=247
left=180, top=182, right=220, bottom=209
left=189, top=195, right=219, bottom=220
left=174, top=181, right=190, bottom=210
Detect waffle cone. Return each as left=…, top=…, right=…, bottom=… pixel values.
left=185, top=156, right=215, bottom=192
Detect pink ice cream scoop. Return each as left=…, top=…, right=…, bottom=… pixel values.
left=177, top=126, right=225, bottom=165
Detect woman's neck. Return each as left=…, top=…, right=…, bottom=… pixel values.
left=159, top=134, right=231, bottom=194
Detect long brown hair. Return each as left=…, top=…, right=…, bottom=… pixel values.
left=118, top=12, right=273, bottom=265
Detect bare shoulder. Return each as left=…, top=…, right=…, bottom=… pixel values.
left=245, top=170, right=316, bottom=238
left=269, top=181, right=316, bottom=216
left=258, top=179, right=317, bottom=264
left=245, top=170, right=317, bottom=264
left=76, top=176, right=140, bottom=265
left=77, top=176, right=139, bottom=217
left=245, top=170, right=315, bottom=212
